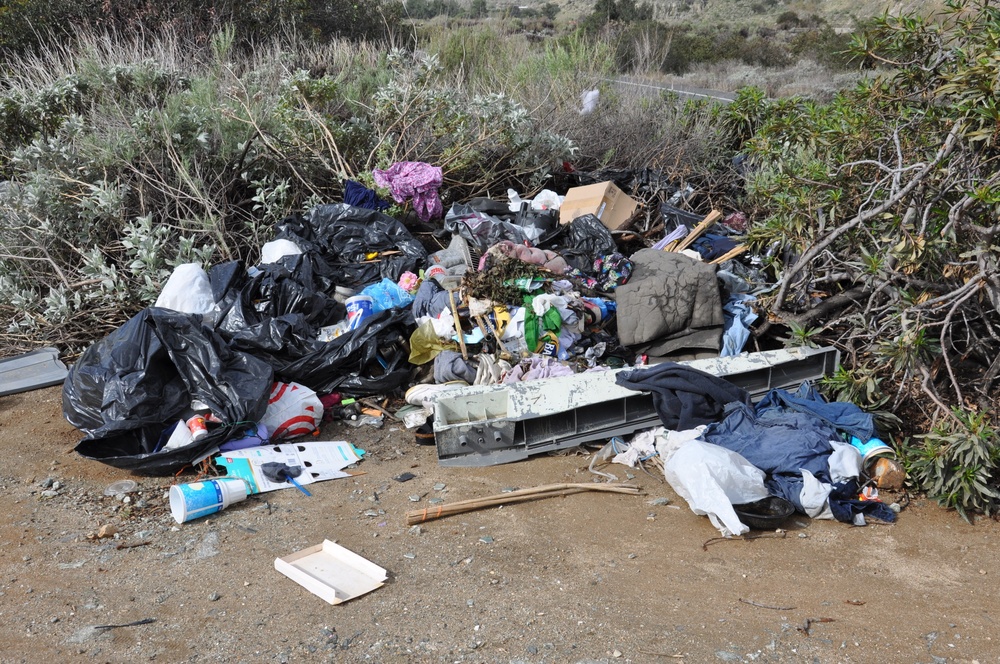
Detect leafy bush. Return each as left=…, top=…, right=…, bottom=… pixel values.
left=0, top=28, right=575, bottom=353
left=0, top=0, right=402, bottom=60
left=905, top=409, right=1000, bottom=521
left=734, top=0, right=1000, bottom=512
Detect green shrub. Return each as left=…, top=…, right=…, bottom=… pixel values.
left=905, top=410, right=1000, bottom=522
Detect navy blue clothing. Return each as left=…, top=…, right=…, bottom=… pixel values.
left=704, top=382, right=895, bottom=524
left=615, top=362, right=752, bottom=431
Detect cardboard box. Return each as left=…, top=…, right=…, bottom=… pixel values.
left=558, top=181, right=638, bottom=230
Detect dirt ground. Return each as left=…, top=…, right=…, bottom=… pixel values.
left=1, top=385, right=997, bottom=664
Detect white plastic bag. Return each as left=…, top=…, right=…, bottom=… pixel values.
left=260, top=382, right=323, bottom=440
left=154, top=263, right=219, bottom=324
left=260, top=239, right=303, bottom=264
left=661, top=440, right=770, bottom=537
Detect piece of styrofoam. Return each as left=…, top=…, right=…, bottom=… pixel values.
left=274, top=540, right=387, bottom=605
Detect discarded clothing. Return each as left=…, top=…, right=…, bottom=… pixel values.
left=592, top=252, right=632, bottom=290
left=615, top=362, right=752, bottom=431
left=523, top=295, right=563, bottom=352
left=343, top=179, right=390, bottom=212
left=372, top=161, right=443, bottom=222
left=434, top=350, right=476, bottom=385
left=721, top=293, right=757, bottom=356
left=411, top=278, right=451, bottom=319
left=703, top=383, right=895, bottom=524
left=651, top=224, right=688, bottom=250
left=615, top=249, right=724, bottom=357
left=503, top=356, right=574, bottom=383
left=690, top=233, right=738, bottom=262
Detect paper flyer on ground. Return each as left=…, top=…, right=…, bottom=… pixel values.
left=216, top=441, right=364, bottom=494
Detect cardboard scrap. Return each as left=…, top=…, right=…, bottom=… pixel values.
left=275, top=540, right=387, bottom=605
left=216, top=440, right=364, bottom=494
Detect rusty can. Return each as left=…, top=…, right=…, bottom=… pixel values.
left=186, top=415, right=208, bottom=440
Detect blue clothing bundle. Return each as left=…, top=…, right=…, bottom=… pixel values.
left=703, top=383, right=896, bottom=524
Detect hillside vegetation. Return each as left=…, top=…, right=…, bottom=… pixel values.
left=0, top=0, right=998, bottom=517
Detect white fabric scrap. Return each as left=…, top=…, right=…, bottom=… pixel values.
left=829, top=440, right=863, bottom=483
left=800, top=469, right=834, bottom=519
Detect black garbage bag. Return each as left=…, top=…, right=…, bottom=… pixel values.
left=553, top=214, right=617, bottom=272
left=64, top=308, right=273, bottom=475
left=216, top=261, right=344, bottom=337
left=277, top=203, right=426, bottom=288
left=660, top=203, right=704, bottom=235
left=268, top=308, right=413, bottom=396
left=444, top=203, right=530, bottom=251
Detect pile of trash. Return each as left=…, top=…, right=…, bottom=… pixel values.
left=61, top=161, right=904, bottom=537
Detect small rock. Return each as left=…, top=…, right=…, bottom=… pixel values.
left=363, top=510, right=379, bottom=517
left=52, top=481, right=62, bottom=490
left=97, top=524, right=117, bottom=539
left=403, top=553, right=416, bottom=560
left=501, top=487, right=518, bottom=493
left=889, top=502, right=901, bottom=513
left=40, top=478, right=55, bottom=489
left=50, top=617, right=59, bottom=624
left=40, top=490, right=58, bottom=499
left=627, top=553, right=637, bottom=559
left=466, top=599, right=475, bottom=607
left=209, top=592, right=221, bottom=601
left=408, top=525, right=423, bottom=535
left=479, top=536, right=494, bottom=544
left=527, top=646, right=538, bottom=655
left=429, top=498, right=444, bottom=505
left=433, top=483, right=446, bottom=491
left=122, top=496, right=131, bottom=505
left=648, top=497, right=671, bottom=506
left=408, top=495, right=421, bottom=502
left=613, top=650, right=623, bottom=658
left=798, top=533, right=808, bottom=538
left=134, top=500, right=148, bottom=509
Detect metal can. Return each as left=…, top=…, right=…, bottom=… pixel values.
left=187, top=415, right=208, bottom=440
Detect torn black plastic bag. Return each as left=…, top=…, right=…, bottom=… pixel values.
left=276, top=203, right=426, bottom=288
left=443, top=203, right=531, bottom=252
left=64, top=308, right=273, bottom=475
left=214, top=260, right=345, bottom=355
left=553, top=214, right=617, bottom=273
left=267, top=308, right=413, bottom=396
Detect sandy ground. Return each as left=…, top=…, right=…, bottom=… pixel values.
left=0, top=385, right=997, bottom=664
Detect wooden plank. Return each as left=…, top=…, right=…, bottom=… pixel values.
left=672, top=209, right=722, bottom=252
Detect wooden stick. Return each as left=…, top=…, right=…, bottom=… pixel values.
left=447, top=289, right=468, bottom=360
left=709, top=244, right=749, bottom=264
left=673, top=210, right=722, bottom=252
left=405, top=483, right=641, bottom=525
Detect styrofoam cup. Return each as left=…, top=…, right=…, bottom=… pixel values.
left=169, top=478, right=248, bottom=524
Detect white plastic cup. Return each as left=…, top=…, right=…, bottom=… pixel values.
left=345, top=295, right=374, bottom=330
left=169, top=478, right=248, bottom=524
